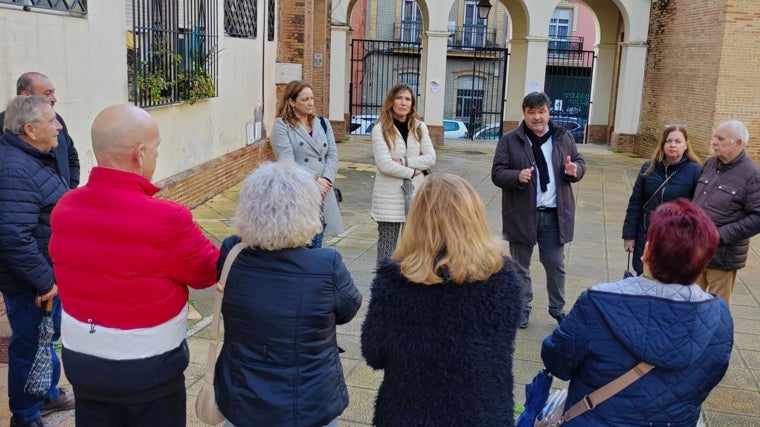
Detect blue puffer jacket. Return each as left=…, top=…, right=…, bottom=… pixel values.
left=622, top=156, right=700, bottom=274
left=542, top=277, right=733, bottom=426
left=214, top=236, right=362, bottom=427
left=0, top=132, right=68, bottom=295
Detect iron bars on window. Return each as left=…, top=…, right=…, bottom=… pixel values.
left=225, top=0, right=256, bottom=39
left=129, top=0, right=218, bottom=107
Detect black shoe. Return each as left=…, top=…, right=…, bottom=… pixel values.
left=40, top=388, right=75, bottom=416
left=10, top=415, right=51, bottom=427
left=519, top=310, right=530, bottom=329
left=551, top=312, right=567, bottom=325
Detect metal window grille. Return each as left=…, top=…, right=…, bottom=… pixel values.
left=129, top=0, right=218, bottom=108
left=267, top=0, right=275, bottom=41
left=225, top=0, right=256, bottom=38
left=0, top=0, right=87, bottom=16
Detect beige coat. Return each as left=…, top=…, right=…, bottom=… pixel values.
left=371, top=121, right=436, bottom=223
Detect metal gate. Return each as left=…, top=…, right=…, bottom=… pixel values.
left=544, top=44, right=595, bottom=144
left=451, top=47, right=509, bottom=140
left=349, top=39, right=421, bottom=135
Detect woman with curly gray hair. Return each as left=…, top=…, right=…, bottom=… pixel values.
left=214, top=161, right=363, bottom=427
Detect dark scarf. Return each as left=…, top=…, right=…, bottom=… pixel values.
left=393, top=118, right=410, bottom=143
left=523, top=121, right=553, bottom=192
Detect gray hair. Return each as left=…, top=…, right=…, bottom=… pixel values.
left=719, top=119, right=749, bottom=147
left=3, top=95, right=49, bottom=135
left=235, top=161, right=323, bottom=250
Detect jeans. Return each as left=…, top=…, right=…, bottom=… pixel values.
left=4, top=291, right=62, bottom=423
left=508, top=210, right=566, bottom=317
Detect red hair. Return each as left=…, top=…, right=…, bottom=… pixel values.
left=646, top=198, right=719, bottom=284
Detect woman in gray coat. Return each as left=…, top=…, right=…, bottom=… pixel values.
left=271, top=80, right=344, bottom=247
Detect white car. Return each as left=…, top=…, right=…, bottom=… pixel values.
left=472, top=123, right=502, bottom=140
left=443, top=120, right=468, bottom=139
left=350, top=115, right=378, bottom=135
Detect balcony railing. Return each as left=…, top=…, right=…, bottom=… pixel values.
left=0, top=0, right=87, bottom=16
left=393, top=22, right=501, bottom=49
left=548, top=36, right=584, bottom=52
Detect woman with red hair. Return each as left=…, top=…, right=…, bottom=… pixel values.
left=542, top=198, right=733, bottom=426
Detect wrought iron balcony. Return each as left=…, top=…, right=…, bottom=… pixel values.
left=392, top=22, right=501, bottom=49
left=548, top=36, right=584, bottom=52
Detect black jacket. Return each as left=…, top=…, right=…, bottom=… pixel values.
left=622, top=156, right=701, bottom=274
left=361, top=259, right=523, bottom=426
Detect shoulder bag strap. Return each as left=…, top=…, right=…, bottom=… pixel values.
left=203, top=241, right=248, bottom=380
left=561, top=361, right=654, bottom=423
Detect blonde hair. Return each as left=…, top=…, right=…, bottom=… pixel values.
left=379, top=84, right=423, bottom=150
left=275, top=80, right=314, bottom=128
left=644, top=124, right=701, bottom=175
left=392, top=174, right=505, bottom=284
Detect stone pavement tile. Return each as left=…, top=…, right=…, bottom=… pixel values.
left=342, top=386, right=376, bottom=425
left=703, top=387, right=760, bottom=417
left=344, top=363, right=383, bottom=390
left=735, top=333, right=760, bottom=352
left=740, top=349, right=760, bottom=369
left=730, top=304, right=760, bottom=321
left=703, top=411, right=760, bottom=427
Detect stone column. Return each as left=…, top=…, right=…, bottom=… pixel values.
left=419, top=30, right=450, bottom=145
left=611, top=41, right=647, bottom=150
left=504, top=36, right=550, bottom=130
left=329, top=25, right=351, bottom=140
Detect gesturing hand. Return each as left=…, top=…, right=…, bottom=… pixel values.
left=519, top=166, right=534, bottom=184
left=564, top=156, right=578, bottom=177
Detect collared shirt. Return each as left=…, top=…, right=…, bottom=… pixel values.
left=535, top=135, right=557, bottom=208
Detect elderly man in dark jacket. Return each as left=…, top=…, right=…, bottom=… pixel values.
left=0, top=96, right=74, bottom=427
left=693, top=119, right=760, bottom=304
left=491, top=92, right=585, bottom=328
left=0, top=72, right=79, bottom=189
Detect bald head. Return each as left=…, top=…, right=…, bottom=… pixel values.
left=92, top=104, right=161, bottom=180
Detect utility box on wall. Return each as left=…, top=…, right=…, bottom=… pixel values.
left=276, top=63, right=303, bottom=84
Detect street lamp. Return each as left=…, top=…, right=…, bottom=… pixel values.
left=477, top=0, right=492, bottom=20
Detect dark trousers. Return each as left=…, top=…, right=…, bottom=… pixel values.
left=74, top=387, right=186, bottom=427
left=508, top=210, right=566, bottom=317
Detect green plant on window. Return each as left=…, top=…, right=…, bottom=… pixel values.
left=177, top=44, right=219, bottom=104
left=178, top=71, right=215, bottom=105
left=137, top=72, right=170, bottom=104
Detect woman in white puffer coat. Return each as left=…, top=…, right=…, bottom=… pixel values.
left=371, top=84, right=436, bottom=266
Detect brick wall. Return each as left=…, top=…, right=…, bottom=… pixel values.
left=155, top=142, right=274, bottom=208
left=638, top=0, right=760, bottom=162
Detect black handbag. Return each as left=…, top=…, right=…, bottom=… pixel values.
left=333, top=187, right=343, bottom=203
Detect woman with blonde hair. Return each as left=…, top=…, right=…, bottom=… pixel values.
left=361, top=173, right=523, bottom=426
left=271, top=80, right=343, bottom=247
left=622, top=124, right=701, bottom=275
left=371, top=83, right=436, bottom=266
left=214, top=161, right=362, bottom=427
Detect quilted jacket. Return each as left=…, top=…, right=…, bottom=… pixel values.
left=370, top=120, right=436, bottom=223
left=0, top=131, right=68, bottom=295
left=361, top=258, right=523, bottom=426
left=542, top=276, right=733, bottom=426
left=693, top=151, right=760, bottom=270
left=622, top=156, right=701, bottom=274
left=214, top=236, right=362, bottom=427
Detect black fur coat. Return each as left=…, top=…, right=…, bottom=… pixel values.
left=361, top=258, right=523, bottom=426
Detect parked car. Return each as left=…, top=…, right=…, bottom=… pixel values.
left=350, top=115, right=378, bottom=135
left=550, top=116, right=587, bottom=143
left=472, top=123, right=502, bottom=141
left=443, top=120, right=468, bottom=139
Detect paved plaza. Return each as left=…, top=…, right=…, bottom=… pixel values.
left=1, top=137, right=760, bottom=426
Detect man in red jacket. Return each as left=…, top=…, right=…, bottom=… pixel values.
left=50, top=104, right=220, bottom=427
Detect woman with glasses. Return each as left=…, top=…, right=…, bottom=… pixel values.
left=622, top=124, right=701, bottom=275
